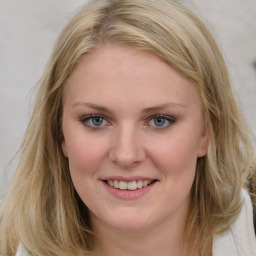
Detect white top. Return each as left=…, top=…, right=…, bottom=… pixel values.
left=15, top=190, right=256, bottom=256
left=212, top=189, right=256, bottom=256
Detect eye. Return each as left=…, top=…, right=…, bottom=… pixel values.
left=147, top=115, right=175, bottom=129
left=81, top=115, right=109, bottom=128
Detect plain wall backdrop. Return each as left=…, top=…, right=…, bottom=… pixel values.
left=0, top=0, right=256, bottom=195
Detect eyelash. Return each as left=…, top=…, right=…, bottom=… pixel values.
left=80, top=114, right=176, bottom=130
left=145, top=114, right=175, bottom=129
left=80, top=114, right=110, bottom=129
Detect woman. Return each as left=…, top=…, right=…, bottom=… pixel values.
left=0, top=0, right=255, bottom=255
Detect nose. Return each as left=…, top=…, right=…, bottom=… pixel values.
left=108, top=124, right=146, bottom=168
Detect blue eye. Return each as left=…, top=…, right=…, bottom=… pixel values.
left=81, top=115, right=107, bottom=128
left=147, top=115, right=175, bottom=129
left=154, top=117, right=167, bottom=127
left=91, top=116, right=104, bottom=126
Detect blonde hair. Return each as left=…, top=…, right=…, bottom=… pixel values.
left=1, top=0, right=255, bottom=255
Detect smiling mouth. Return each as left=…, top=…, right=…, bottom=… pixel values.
left=105, top=179, right=157, bottom=190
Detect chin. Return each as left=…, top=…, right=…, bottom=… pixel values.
left=113, top=219, right=151, bottom=231
left=91, top=208, right=157, bottom=232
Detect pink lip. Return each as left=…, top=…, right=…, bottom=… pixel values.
left=101, top=180, right=158, bottom=200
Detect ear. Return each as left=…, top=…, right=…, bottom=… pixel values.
left=61, top=140, right=68, bottom=158
left=197, top=124, right=209, bottom=157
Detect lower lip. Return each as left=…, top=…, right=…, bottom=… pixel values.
left=102, top=181, right=157, bottom=200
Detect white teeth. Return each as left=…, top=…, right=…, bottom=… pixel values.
left=119, top=181, right=128, bottom=190
left=143, top=180, right=149, bottom=186
left=114, top=180, right=119, bottom=189
left=127, top=181, right=137, bottom=190
left=107, top=179, right=154, bottom=190
left=137, top=180, right=143, bottom=189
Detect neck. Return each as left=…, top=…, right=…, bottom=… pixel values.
left=91, top=212, right=190, bottom=256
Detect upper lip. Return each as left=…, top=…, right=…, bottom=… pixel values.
left=101, top=176, right=158, bottom=182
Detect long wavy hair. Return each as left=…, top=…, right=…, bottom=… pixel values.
left=1, top=0, right=255, bottom=255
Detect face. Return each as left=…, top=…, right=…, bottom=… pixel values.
left=62, top=45, right=208, bottom=233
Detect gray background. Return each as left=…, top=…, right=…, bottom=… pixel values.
left=1, top=0, right=256, bottom=195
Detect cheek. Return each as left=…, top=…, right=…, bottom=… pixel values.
left=148, top=135, right=199, bottom=176
left=64, top=134, right=108, bottom=178
left=65, top=135, right=109, bottom=202
left=145, top=135, right=198, bottom=217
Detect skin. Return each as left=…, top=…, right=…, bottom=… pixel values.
left=61, top=45, right=208, bottom=256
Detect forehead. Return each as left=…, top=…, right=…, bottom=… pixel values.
left=63, top=45, right=202, bottom=111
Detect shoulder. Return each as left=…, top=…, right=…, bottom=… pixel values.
left=212, top=189, right=256, bottom=256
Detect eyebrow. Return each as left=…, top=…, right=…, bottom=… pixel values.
left=72, top=102, right=187, bottom=113
left=141, top=103, right=187, bottom=113
left=73, top=102, right=110, bottom=112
